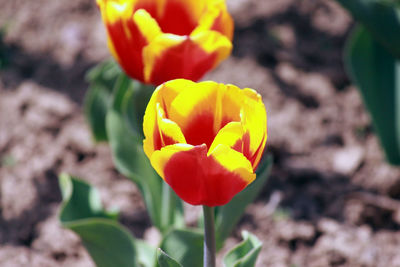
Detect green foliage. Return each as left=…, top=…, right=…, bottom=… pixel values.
left=345, top=25, right=400, bottom=164
left=335, top=0, right=400, bottom=58
left=59, top=173, right=118, bottom=222
left=335, top=0, right=400, bottom=165
left=159, top=229, right=204, bottom=267
left=272, top=208, right=291, bottom=221
left=81, top=59, right=273, bottom=265
left=84, top=60, right=122, bottom=142
left=215, top=154, right=272, bottom=249
left=0, top=31, right=5, bottom=69
left=223, top=231, right=262, bottom=267
left=105, top=75, right=184, bottom=232
left=59, top=174, right=156, bottom=267
left=157, top=249, right=183, bottom=267
left=124, top=80, right=155, bottom=138
left=1, top=154, right=16, bottom=167
left=84, top=60, right=184, bottom=232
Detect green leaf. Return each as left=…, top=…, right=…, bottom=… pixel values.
left=0, top=26, right=9, bottom=70
left=110, top=74, right=155, bottom=139
left=67, top=219, right=140, bottom=267
left=105, top=73, right=184, bottom=232
left=335, top=0, right=400, bottom=58
left=345, top=25, right=400, bottom=165
left=106, top=108, right=163, bottom=225
left=223, top=231, right=262, bottom=267
left=59, top=173, right=117, bottom=222
left=159, top=229, right=204, bottom=267
left=157, top=249, right=183, bottom=267
left=124, top=81, right=155, bottom=138
left=84, top=83, right=113, bottom=142
left=86, top=59, right=121, bottom=86
left=84, top=60, right=122, bottom=142
left=215, top=154, right=273, bottom=249
left=106, top=105, right=184, bottom=232
left=111, top=73, right=135, bottom=112
left=59, top=174, right=156, bottom=267
left=137, top=240, right=158, bottom=267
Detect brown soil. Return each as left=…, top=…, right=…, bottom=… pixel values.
left=1, top=0, right=400, bottom=266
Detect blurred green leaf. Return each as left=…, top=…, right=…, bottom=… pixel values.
left=106, top=73, right=184, bottom=232
left=0, top=30, right=6, bottom=69
left=84, top=60, right=122, bottom=142
left=159, top=229, right=204, bottom=267
left=124, top=81, right=155, bottom=138
left=106, top=108, right=163, bottom=227
left=335, top=0, right=400, bottom=58
left=157, top=249, right=183, bottom=267
left=111, top=72, right=135, bottom=112
left=215, top=154, right=272, bottom=249
left=84, top=83, right=113, bottom=142
left=223, top=231, right=262, bottom=267
left=106, top=101, right=184, bottom=232
left=59, top=173, right=118, bottom=222
left=85, top=59, right=121, bottom=86
left=1, top=154, right=16, bottom=167
left=67, top=219, right=140, bottom=267
left=272, top=208, right=291, bottom=221
left=59, top=174, right=156, bottom=267
left=137, top=240, right=158, bottom=267
left=345, top=25, right=400, bottom=164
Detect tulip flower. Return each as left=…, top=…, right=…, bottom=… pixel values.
left=96, top=0, right=234, bottom=85
left=143, top=79, right=267, bottom=206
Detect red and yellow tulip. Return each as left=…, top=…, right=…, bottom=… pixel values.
left=96, top=0, right=234, bottom=85
left=143, top=79, right=267, bottom=206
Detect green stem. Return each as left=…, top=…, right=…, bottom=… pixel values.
left=203, top=206, right=216, bottom=267
left=161, top=182, right=175, bottom=231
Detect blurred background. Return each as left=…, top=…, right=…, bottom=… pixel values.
left=1, top=0, right=400, bottom=266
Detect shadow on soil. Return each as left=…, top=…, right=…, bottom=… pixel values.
left=232, top=2, right=352, bottom=108
left=1, top=42, right=95, bottom=104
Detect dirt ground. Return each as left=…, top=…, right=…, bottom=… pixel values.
left=1, top=0, right=400, bottom=266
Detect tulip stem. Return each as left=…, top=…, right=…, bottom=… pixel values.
left=161, top=182, right=175, bottom=231
left=203, top=205, right=216, bottom=267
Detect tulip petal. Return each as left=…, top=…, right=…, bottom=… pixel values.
left=150, top=143, right=255, bottom=206
left=190, top=30, right=232, bottom=69
left=193, top=0, right=234, bottom=41
left=142, top=34, right=184, bottom=83
left=100, top=0, right=133, bottom=24
left=168, top=82, right=245, bottom=148
left=143, top=79, right=195, bottom=157
left=168, top=81, right=223, bottom=148
left=205, top=144, right=255, bottom=206
left=143, top=33, right=226, bottom=85
left=150, top=144, right=206, bottom=205
left=155, top=103, right=187, bottom=147
left=156, top=0, right=202, bottom=35
left=133, top=9, right=162, bottom=43
left=100, top=1, right=147, bottom=81
left=208, top=121, right=244, bottom=155
left=208, top=144, right=255, bottom=185
left=98, top=0, right=234, bottom=84
left=240, top=88, right=268, bottom=168
left=148, top=81, right=267, bottom=168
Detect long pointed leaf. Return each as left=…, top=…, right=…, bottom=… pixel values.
left=159, top=229, right=204, bottom=267
left=84, top=60, right=121, bottom=142
left=345, top=25, right=400, bottom=164
left=157, top=249, right=183, bottom=267
left=336, top=0, right=400, bottom=58
left=59, top=174, right=156, bottom=267
left=223, top=231, right=262, bottom=267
